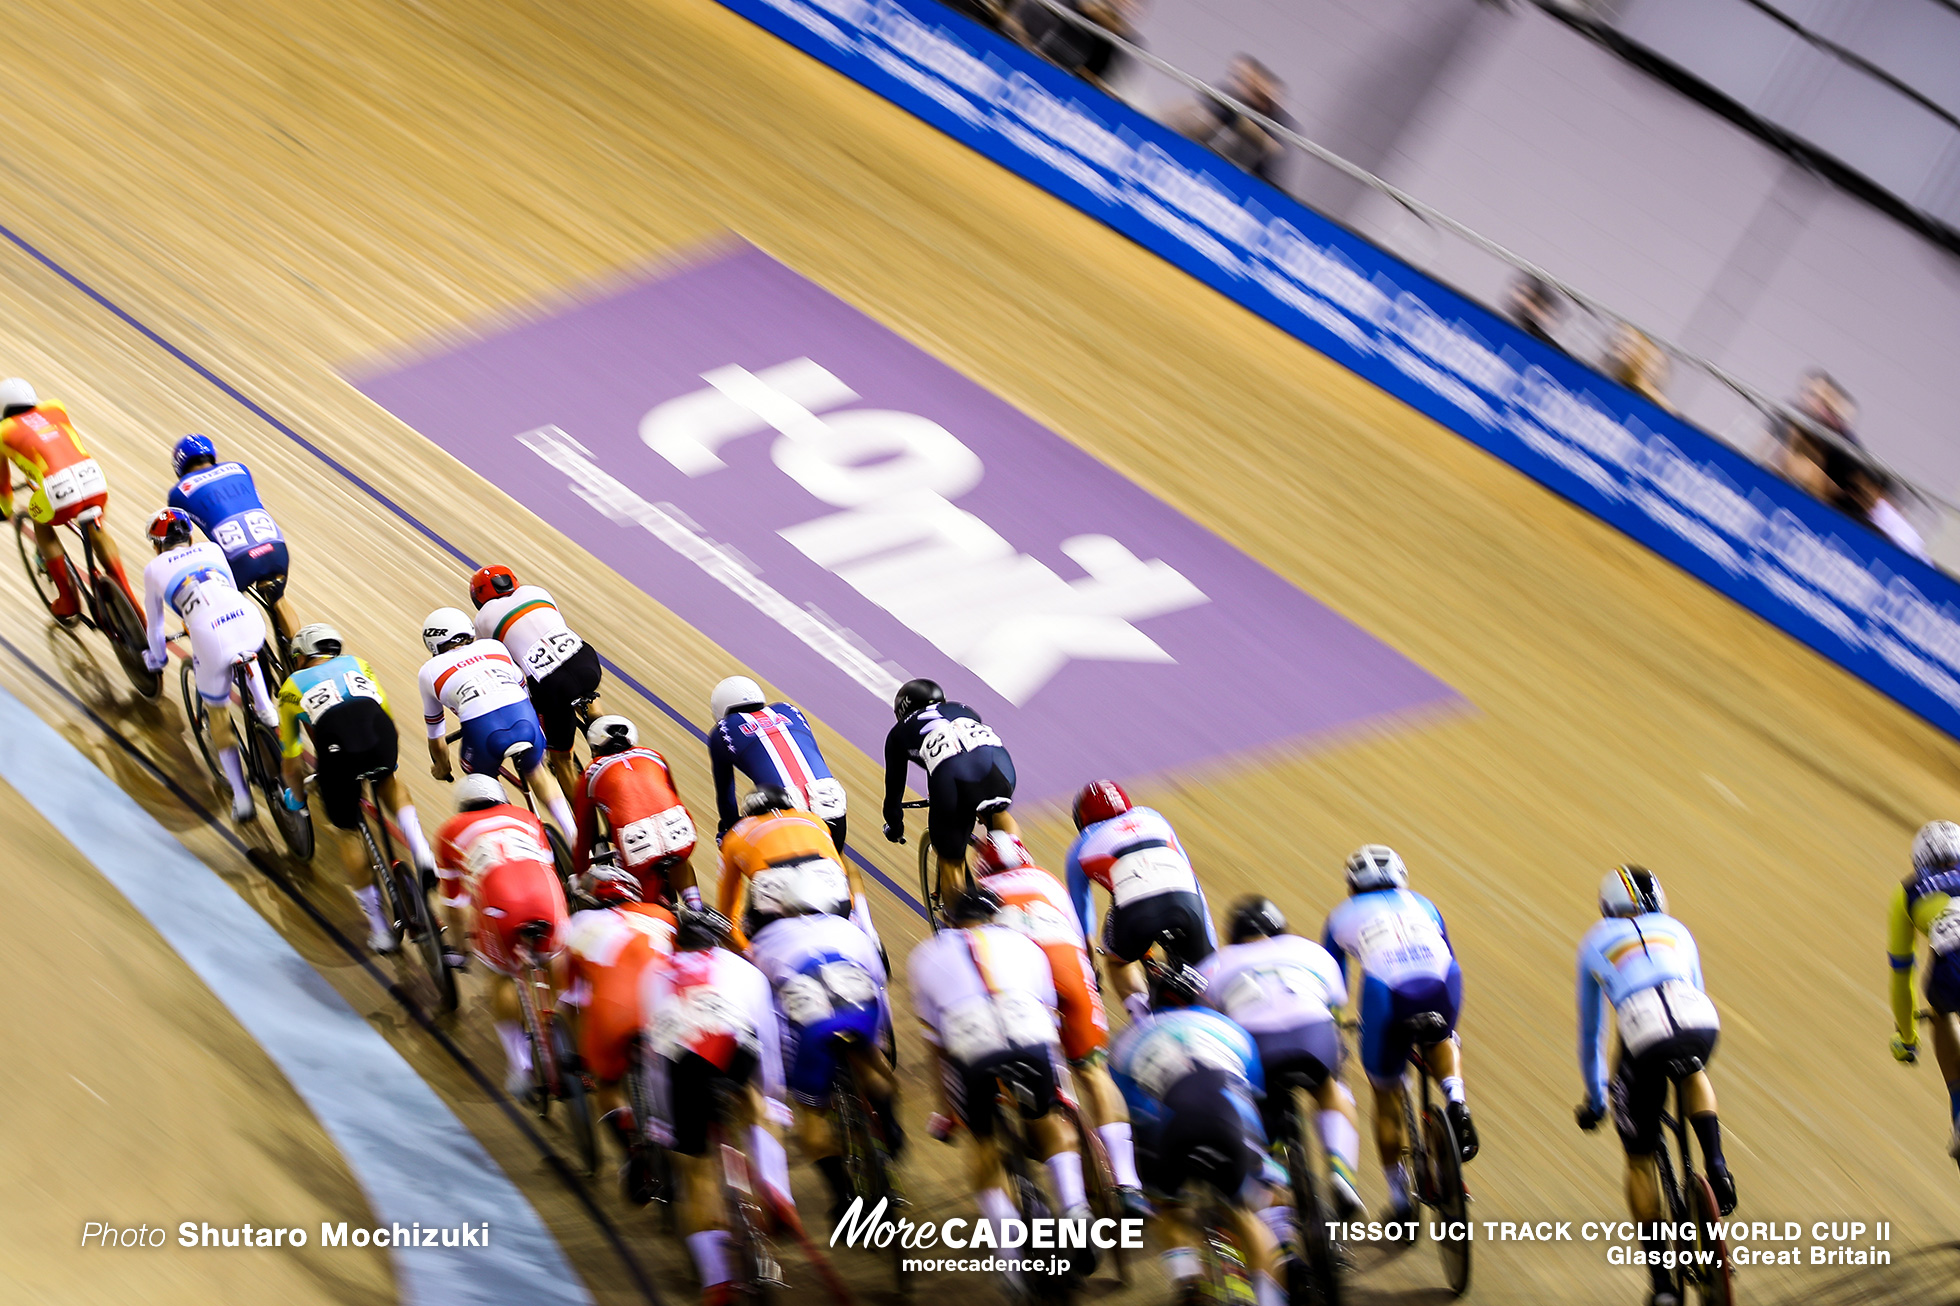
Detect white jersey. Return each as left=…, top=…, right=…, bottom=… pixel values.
left=1199, top=935, right=1346, bottom=1035
left=643, top=946, right=785, bottom=1095
left=474, top=584, right=586, bottom=682
left=143, top=541, right=263, bottom=666
left=416, top=639, right=531, bottom=740
left=1069, top=805, right=1200, bottom=910
left=748, top=912, right=888, bottom=1029
left=907, top=924, right=1060, bottom=1065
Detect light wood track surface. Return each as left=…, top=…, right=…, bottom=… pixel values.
left=1, top=0, right=1958, bottom=1302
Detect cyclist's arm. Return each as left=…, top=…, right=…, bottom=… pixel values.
left=881, top=723, right=910, bottom=830
left=1064, top=837, right=1094, bottom=941
left=1888, top=882, right=1919, bottom=1041
left=710, top=734, right=739, bottom=837
left=1321, top=920, right=1349, bottom=989
left=144, top=570, right=169, bottom=662
left=277, top=682, right=306, bottom=760
left=570, top=776, right=596, bottom=873
left=1577, top=956, right=1608, bottom=1111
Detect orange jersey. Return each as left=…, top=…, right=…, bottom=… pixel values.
left=716, top=809, right=850, bottom=944
left=1, top=402, right=109, bottom=525
left=435, top=803, right=568, bottom=974
left=980, top=864, right=1108, bottom=1062
left=564, top=902, right=675, bottom=1082
left=574, top=748, right=696, bottom=877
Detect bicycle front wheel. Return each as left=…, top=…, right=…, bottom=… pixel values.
left=917, top=834, right=942, bottom=930
left=1287, top=1094, right=1342, bottom=1306
left=249, top=717, right=311, bottom=861
left=181, top=660, right=226, bottom=797
left=14, top=513, right=65, bottom=620
left=99, top=576, right=160, bottom=698
left=393, top=854, right=457, bottom=1014
left=1423, top=1105, right=1471, bottom=1296
left=1687, top=1174, right=1734, bottom=1305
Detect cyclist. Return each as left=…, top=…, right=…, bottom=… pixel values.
left=560, top=865, right=675, bottom=1201
left=1202, top=895, right=1363, bottom=1220
left=468, top=565, right=603, bottom=798
left=275, top=623, right=438, bottom=954
left=417, top=606, right=576, bottom=838
left=0, top=378, right=136, bottom=619
left=1109, top=959, right=1284, bottom=1306
left=645, top=909, right=796, bottom=1306
left=881, top=678, right=1018, bottom=905
left=1322, top=844, right=1477, bottom=1223
left=166, top=434, right=297, bottom=649
left=1889, top=821, right=1960, bottom=1164
left=745, top=893, right=898, bottom=1223
left=719, top=786, right=881, bottom=957
left=907, top=883, right=1094, bottom=1285
left=707, top=675, right=848, bottom=852
left=572, top=715, right=701, bottom=909
left=972, top=829, right=1148, bottom=1214
left=141, top=508, right=277, bottom=823
left=1576, top=866, right=1735, bottom=1306
left=435, top=773, right=571, bottom=1097
left=1065, top=780, right=1216, bottom=1022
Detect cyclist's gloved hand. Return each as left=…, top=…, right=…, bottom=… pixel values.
left=1575, top=1102, right=1605, bottom=1132
left=1891, top=1035, right=1920, bottom=1064
left=142, top=649, right=167, bottom=673
left=882, top=822, right=904, bottom=844
left=281, top=787, right=306, bottom=812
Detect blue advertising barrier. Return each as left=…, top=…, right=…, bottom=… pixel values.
left=717, top=0, right=1960, bottom=740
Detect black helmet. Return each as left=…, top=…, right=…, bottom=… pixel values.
left=675, top=908, right=730, bottom=951
left=739, top=786, right=799, bottom=819
left=1143, top=956, right=1208, bottom=1008
left=944, top=882, right=1004, bottom=925
left=1226, top=895, right=1287, bottom=943
left=894, top=678, right=944, bottom=721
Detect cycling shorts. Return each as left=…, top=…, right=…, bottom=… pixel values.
left=187, top=601, right=267, bottom=705
left=312, top=698, right=399, bottom=831
left=1251, top=1023, right=1342, bottom=1142
left=531, top=642, right=602, bottom=752
left=458, top=699, right=548, bottom=777
left=26, top=458, right=108, bottom=526
left=784, top=998, right=884, bottom=1107
left=225, top=541, right=288, bottom=599
left=943, top=1045, right=1057, bottom=1140
left=1925, top=953, right=1960, bottom=1015
left=1102, top=889, right=1215, bottom=966
left=1611, top=1028, right=1718, bottom=1155
left=1358, top=966, right=1462, bottom=1086
left=1136, top=1068, right=1263, bottom=1202
left=664, top=1047, right=761, bottom=1156
left=1044, top=940, right=1108, bottom=1063
left=926, top=745, right=1015, bottom=860
left=468, top=860, right=568, bottom=976
left=578, top=965, right=650, bottom=1085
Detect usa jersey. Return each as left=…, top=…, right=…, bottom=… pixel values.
left=1322, top=889, right=1456, bottom=989
left=1065, top=806, right=1200, bottom=936
left=169, top=462, right=284, bottom=563
left=1576, top=912, right=1716, bottom=1107
left=709, top=702, right=842, bottom=834
left=1108, top=1007, right=1262, bottom=1131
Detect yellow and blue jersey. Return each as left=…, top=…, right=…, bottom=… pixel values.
left=1889, top=867, right=1960, bottom=1038
left=277, top=655, right=391, bottom=759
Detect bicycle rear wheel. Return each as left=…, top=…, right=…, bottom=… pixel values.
left=551, top=1019, right=597, bottom=1175
left=835, top=1058, right=908, bottom=1294
left=392, top=850, right=457, bottom=1014
left=1286, top=1092, right=1342, bottom=1306
left=1064, top=1097, right=1125, bottom=1285
left=1423, top=1104, right=1471, bottom=1296
left=515, top=963, right=555, bottom=1119
left=98, top=574, right=160, bottom=698
left=1686, top=1173, right=1734, bottom=1305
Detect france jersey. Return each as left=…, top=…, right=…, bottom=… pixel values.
left=1576, top=912, right=1716, bottom=1110
left=708, top=702, right=843, bottom=835
left=169, top=461, right=286, bottom=588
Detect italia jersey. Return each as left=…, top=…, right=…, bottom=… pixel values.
left=169, top=461, right=284, bottom=564
left=709, top=702, right=838, bottom=834
left=473, top=584, right=584, bottom=683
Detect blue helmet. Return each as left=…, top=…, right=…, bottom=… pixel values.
left=171, top=434, right=217, bottom=479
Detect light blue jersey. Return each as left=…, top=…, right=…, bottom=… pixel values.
left=1108, top=1006, right=1262, bottom=1131
left=1321, top=888, right=1455, bottom=988
left=1576, top=913, right=1716, bottom=1112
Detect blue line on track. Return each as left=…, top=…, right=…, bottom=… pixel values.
left=0, top=218, right=928, bottom=920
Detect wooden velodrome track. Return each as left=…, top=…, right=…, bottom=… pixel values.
left=1, top=0, right=1957, bottom=1302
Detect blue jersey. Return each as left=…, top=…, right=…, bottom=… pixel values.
left=1576, top=913, right=1713, bottom=1110
left=1108, top=1006, right=1263, bottom=1132
left=169, top=462, right=284, bottom=564
left=708, top=702, right=837, bottom=835
left=1322, top=889, right=1456, bottom=989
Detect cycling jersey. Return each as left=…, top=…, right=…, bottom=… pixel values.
left=435, top=803, right=568, bottom=975
left=1890, top=867, right=1960, bottom=1034
left=1323, top=889, right=1463, bottom=1084
left=1110, top=1009, right=1273, bottom=1201
left=1065, top=806, right=1202, bottom=936
left=142, top=541, right=267, bottom=706
left=1199, top=934, right=1346, bottom=1036
left=907, top=923, right=1060, bottom=1063
left=747, top=912, right=889, bottom=1105
left=0, top=401, right=109, bottom=526
left=643, top=945, right=786, bottom=1109
left=709, top=702, right=845, bottom=836
left=1576, top=912, right=1717, bottom=1115
left=277, top=655, right=390, bottom=759
left=978, top=864, right=1108, bottom=1062
left=882, top=703, right=1014, bottom=855
left=574, top=748, right=696, bottom=878
left=717, top=809, right=851, bottom=940
left=417, top=640, right=531, bottom=738
left=563, top=902, right=675, bottom=1082
left=1109, top=1007, right=1263, bottom=1125
left=474, top=584, right=585, bottom=683
left=168, top=461, right=287, bottom=591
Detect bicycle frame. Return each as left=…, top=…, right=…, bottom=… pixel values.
left=1653, top=1059, right=1732, bottom=1305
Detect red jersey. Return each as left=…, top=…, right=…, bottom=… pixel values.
left=564, top=902, right=675, bottom=1082
left=574, top=747, right=696, bottom=878
left=436, top=803, right=569, bottom=975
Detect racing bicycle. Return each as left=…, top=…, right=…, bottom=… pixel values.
left=829, top=1033, right=909, bottom=1295
left=448, top=734, right=577, bottom=892
left=1271, top=1066, right=1344, bottom=1306
left=1649, top=1056, right=1733, bottom=1306
left=511, top=919, right=597, bottom=1175
left=1054, top=1075, right=1130, bottom=1286
left=351, top=765, right=455, bottom=1014
left=992, top=1060, right=1083, bottom=1303
left=1396, top=1011, right=1471, bottom=1296
left=14, top=497, right=157, bottom=698
left=184, top=647, right=312, bottom=860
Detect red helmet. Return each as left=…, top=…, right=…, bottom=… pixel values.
left=469, top=565, right=518, bottom=610
left=972, top=830, right=1033, bottom=877
left=148, top=507, right=194, bottom=552
left=585, top=866, right=643, bottom=906
left=1072, top=780, right=1132, bottom=830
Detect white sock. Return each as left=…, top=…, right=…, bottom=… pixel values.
left=546, top=794, right=576, bottom=838
left=495, top=1020, right=531, bottom=1076
left=1099, top=1121, right=1141, bottom=1189
left=977, top=1185, right=1017, bottom=1230
left=1046, top=1150, right=1086, bottom=1212
left=1255, top=1269, right=1286, bottom=1306
left=686, top=1230, right=731, bottom=1287
left=1319, top=1109, right=1361, bottom=1173
left=353, top=885, right=390, bottom=936
left=751, top=1125, right=792, bottom=1208
left=1385, top=1161, right=1410, bottom=1209
left=218, top=746, right=249, bottom=801
left=394, top=805, right=435, bottom=870
left=1441, top=1075, right=1466, bottom=1105
left=1161, top=1247, right=1200, bottom=1283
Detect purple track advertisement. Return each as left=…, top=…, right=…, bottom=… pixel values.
left=354, top=243, right=1457, bottom=802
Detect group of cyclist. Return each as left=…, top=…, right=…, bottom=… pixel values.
left=12, top=382, right=1960, bottom=1306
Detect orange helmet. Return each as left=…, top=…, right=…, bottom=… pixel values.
left=469, top=565, right=518, bottom=610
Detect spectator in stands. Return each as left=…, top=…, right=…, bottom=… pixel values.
left=1507, top=274, right=1566, bottom=350
left=1012, top=0, right=1139, bottom=95
left=1769, top=370, right=1860, bottom=507
left=1166, top=56, right=1291, bottom=184
left=1605, top=324, right=1671, bottom=410
left=1844, top=464, right=1930, bottom=561
left=943, top=0, right=1008, bottom=32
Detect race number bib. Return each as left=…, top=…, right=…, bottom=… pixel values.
left=777, top=973, right=835, bottom=1028
left=918, top=718, right=1002, bottom=772
left=1127, top=1025, right=1244, bottom=1101
left=170, top=566, right=234, bottom=619
left=651, top=986, right=757, bottom=1061
left=1615, top=980, right=1718, bottom=1055
left=1107, top=846, right=1197, bottom=907
left=1931, top=906, right=1960, bottom=957
left=616, top=806, right=696, bottom=867
left=212, top=510, right=281, bottom=554
left=522, top=629, right=583, bottom=678
left=1354, top=912, right=1448, bottom=972
left=43, top=459, right=106, bottom=507
left=297, top=669, right=380, bottom=720
left=1217, top=964, right=1326, bottom=1022
left=750, top=858, right=850, bottom=919
left=995, top=897, right=1082, bottom=948
left=462, top=828, right=545, bottom=884
left=803, top=777, right=847, bottom=821
left=940, top=989, right=1054, bottom=1063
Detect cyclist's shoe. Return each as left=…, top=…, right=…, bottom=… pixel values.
left=230, top=788, right=256, bottom=824
left=623, top=1146, right=660, bottom=1206
left=1448, top=1100, right=1480, bottom=1162
left=1379, top=1200, right=1416, bottom=1254
left=368, top=924, right=400, bottom=955
left=1706, top=1161, right=1738, bottom=1216
left=442, top=946, right=469, bottom=971
left=1061, top=1204, right=1099, bottom=1277
left=1648, top=1292, right=1682, bottom=1306
left=505, top=1065, right=536, bottom=1103
left=47, top=556, right=80, bottom=620
left=1172, top=1277, right=1204, bottom=1306
left=1117, top=1185, right=1152, bottom=1220
left=1330, top=1172, right=1365, bottom=1222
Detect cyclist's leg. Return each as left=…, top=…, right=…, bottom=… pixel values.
left=508, top=712, right=576, bottom=834
left=312, top=743, right=393, bottom=948
left=1356, top=975, right=1414, bottom=1210
left=374, top=768, right=437, bottom=874
left=1020, top=1051, right=1088, bottom=1213
left=191, top=638, right=255, bottom=814
left=1610, top=1046, right=1674, bottom=1302
left=926, top=761, right=971, bottom=904
left=487, top=971, right=533, bottom=1095
left=29, top=514, right=82, bottom=615
left=78, top=512, right=134, bottom=605
left=1674, top=1034, right=1736, bottom=1209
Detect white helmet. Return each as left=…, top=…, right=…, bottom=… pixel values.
left=421, top=607, right=474, bottom=656
left=1598, top=865, right=1666, bottom=918
left=586, top=715, right=638, bottom=754
left=711, top=675, right=766, bottom=720
left=0, top=377, right=37, bottom=410
left=1344, top=844, right=1408, bottom=893
left=291, top=623, right=343, bottom=662
left=1912, top=820, right=1960, bottom=870
left=454, top=773, right=505, bottom=810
